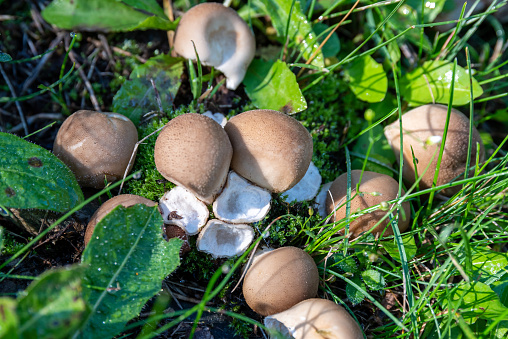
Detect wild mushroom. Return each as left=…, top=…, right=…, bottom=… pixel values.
left=264, top=298, right=364, bottom=339
left=213, top=171, right=271, bottom=224
left=84, top=194, right=156, bottom=246
left=242, top=246, right=319, bottom=316
left=196, top=219, right=254, bottom=258
left=325, top=170, right=410, bottom=237
left=225, top=109, right=313, bottom=193
left=384, top=104, right=484, bottom=196
left=159, top=186, right=209, bottom=235
left=281, top=162, right=322, bottom=203
left=203, top=111, right=227, bottom=128
left=173, top=2, right=256, bottom=90
left=315, top=182, right=333, bottom=218
left=53, top=110, right=138, bottom=189
left=154, top=113, right=233, bottom=204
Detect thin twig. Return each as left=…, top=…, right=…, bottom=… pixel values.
left=8, top=113, right=63, bottom=133
left=163, top=0, right=176, bottom=56
left=0, top=64, right=29, bottom=135
left=68, top=50, right=101, bottom=112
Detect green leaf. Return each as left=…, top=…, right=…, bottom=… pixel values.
left=244, top=58, right=307, bottom=113
left=344, top=55, right=387, bottom=103
left=0, top=227, right=3, bottom=253
left=401, top=60, right=484, bottom=106
left=78, top=204, right=182, bottom=339
left=0, top=53, right=12, bottom=63
left=41, top=0, right=177, bottom=32
left=406, top=0, right=447, bottom=23
left=362, top=269, right=386, bottom=291
left=331, top=252, right=359, bottom=274
left=313, top=23, right=340, bottom=58
left=352, top=124, right=395, bottom=175
left=381, top=234, right=417, bottom=263
left=17, top=266, right=89, bottom=339
left=257, top=0, right=324, bottom=67
left=112, top=55, right=184, bottom=125
left=0, top=297, right=18, bottom=339
left=470, top=249, right=508, bottom=280
left=389, top=4, right=432, bottom=52
left=443, top=281, right=508, bottom=320
left=0, top=132, right=83, bottom=212
left=346, top=276, right=365, bottom=305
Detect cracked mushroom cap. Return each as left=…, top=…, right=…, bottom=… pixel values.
left=53, top=110, right=138, bottom=189
left=196, top=219, right=254, bottom=258
left=225, top=110, right=313, bottom=193
left=325, top=170, right=410, bottom=237
left=84, top=194, right=156, bottom=246
left=384, top=104, right=484, bottom=196
left=264, top=298, right=364, bottom=339
left=242, top=246, right=319, bottom=316
left=173, top=2, right=256, bottom=90
left=154, top=113, right=233, bottom=204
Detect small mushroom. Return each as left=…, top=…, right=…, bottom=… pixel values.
left=325, top=170, right=410, bottom=237
left=384, top=104, right=484, bottom=196
left=154, top=113, right=233, bottom=204
left=173, top=2, right=256, bottom=90
left=281, top=162, right=322, bottom=203
left=84, top=194, right=156, bottom=246
left=53, top=110, right=138, bottom=189
left=196, top=219, right=254, bottom=258
left=225, top=110, right=313, bottom=193
left=159, top=186, right=209, bottom=235
left=264, top=298, right=364, bottom=339
left=242, top=246, right=319, bottom=316
left=213, top=171, right=271, bottom=224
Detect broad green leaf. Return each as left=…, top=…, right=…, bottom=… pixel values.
left=112, top=55, right=184, bottom=125
left=313, top=23, right=340, bottom=58
left=362, top=269, right=385, bottom=291
left=244, top=59, right=307, bottom=113
left=401, top=60, right=484, bottom=106
left=0, top=297, right=18, bottom=339
left=470, top=249, right=508, bottom=280
left=389, top=4, right=432, bottom=52
left=17, top=266, right=89, bottom=339
left=257, top=0, right=324, bottom=67
left=406, top=0, right=447, bottom=22
left=493, top=321, right=508, bottom=339
left=381, top=234, right=417, bottom=263
left=344, top=55, right=387, bottom=103
left=346, top=276, right=365, bottom=305
left=0, top=53, right=12, bottom=63
left=78, top=205, right=182, bottom=339
left=442, top=281, right=508, bottom=320
left=42, top=0, right=177, bottom=32
left=0, top=132, right=83, bottom=212
left=331, top=252, right=359, bottom=274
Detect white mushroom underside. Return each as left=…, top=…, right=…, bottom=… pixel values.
left=264, top=317, right=295, bottom=339
left=282, top=162, right=322, bottom=203
left=203, top=111, right=227, bottom=127
left=159, top=186, right=209, bottom=235
left=197, top=219, right=254, bottom=258
left=213, top=171, right=271, bottom=223
left=315, top=182, right=333, bottom=218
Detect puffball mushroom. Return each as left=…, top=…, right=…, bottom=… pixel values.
left=264, top=298, right=364, bottom=339
left=53, top=110, right=138, bottom=189
left=325, top=170, right=410, bottom=237
left=154, top=113, right=233, bottom=204
left=242, top=246, right=319, bottom=316
left=84, top=194, right=156, bottom=246
left=173, top=2, right=256, bottom=90
left=384, top=104, right=485, bottom=196
left=225, top=110, right=313, bottom=193
left=196, top=219, right=254, bottom=258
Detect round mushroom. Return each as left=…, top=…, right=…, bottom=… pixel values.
left=53, top=110, right=138, bottom=189
left=264, top=298, right=364, bottom=339
left=325, top=170, right=411, bottom=237
left=384, top=104, right=484, bottom=196
left=173, top=2, right=256, bottom=90
left=84, top=194, right=156, bottom=246
left=242, top=246, right=319, bottom=316
left=225, top=110, right=313, bottom=193
left=154, top=113, right=233, bottom=204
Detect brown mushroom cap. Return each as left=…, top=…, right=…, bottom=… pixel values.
left=242, top=246, right=319, bottom=316
left=325, top=170, right=410, bottom=237
left=154, top=113, right=233, bottom=204
left=173, top=3, right=256, bottom=90
left=224, top=110, right=313, bottom=193
left=384, top=104, right=485, bottom=196
left=53, top=110, right=138, bottom=189
left=264, top=298, right=364, bottom=339
left=84, top=194, right=156, bottom=246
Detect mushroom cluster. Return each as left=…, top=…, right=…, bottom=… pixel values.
left=153, top=110, right=315, bottom=258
